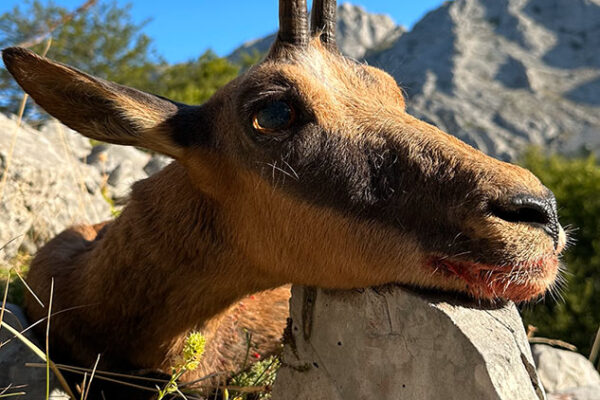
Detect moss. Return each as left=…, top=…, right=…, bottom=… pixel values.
left=1, top=252, right=31, bottom=307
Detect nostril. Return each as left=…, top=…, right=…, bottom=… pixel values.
left=489, top=194, right=560, bottom=246
left=490, top=201, right=550, bottom=226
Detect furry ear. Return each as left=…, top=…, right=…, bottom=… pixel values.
left=3, top=47, right=202, bottom=158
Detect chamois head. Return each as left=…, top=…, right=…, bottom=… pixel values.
left=3, top=0, right=565, bottom=302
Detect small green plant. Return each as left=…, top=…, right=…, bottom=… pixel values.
left=229, top=356, right=281, bottom=400
left=100, top=186, right=121, bottom=218
left=157, top=332, right=206, bottom=400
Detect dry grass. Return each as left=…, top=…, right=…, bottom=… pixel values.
left=1, top=255, right=77, bottom=399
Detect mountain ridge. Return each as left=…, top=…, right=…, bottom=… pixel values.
left=368, top=0, right=600, bottom=160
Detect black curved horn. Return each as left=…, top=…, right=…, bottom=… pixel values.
left=311, top=0, right=337, bottom=51
left=277, top=0, right=309, bottom=47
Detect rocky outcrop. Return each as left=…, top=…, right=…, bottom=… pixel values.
left=0, top=114, right=172, bottom=263
left=0, top=114, right=111, bottom=262
left=272, top=286, right=546, bottom=400
left=548, top=386, right=600, bottom=400
left=228, top=3, right=403, bottom=62
left=335, top=3, right=404, bottom=59
left=533, top=344, right=600, bottom=398
left=368, top=0, right=600, bottom=160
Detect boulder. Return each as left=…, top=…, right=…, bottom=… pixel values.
left=272, top=285, right=546, bottom=400
left=533, top=344, right=600, bottom=394
left=85, top=144, right=151, bottom=203
left=0, top=303, right=68, bottom=399
left=548, top=386, right=600, bottom=400
left=144, top=154, right=173, bottom=176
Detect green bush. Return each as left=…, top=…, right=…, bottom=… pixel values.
left=520, top=149, right=600, bottom=356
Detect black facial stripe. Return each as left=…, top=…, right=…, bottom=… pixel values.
left=168, top=104, right=214, bottom=148
left=251, top=124, right=504, bottom=264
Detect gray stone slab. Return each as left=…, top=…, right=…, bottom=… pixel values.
left=272, top=285, right=546, bottom=400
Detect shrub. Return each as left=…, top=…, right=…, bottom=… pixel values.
left=519, top=149, right=600, bottom=356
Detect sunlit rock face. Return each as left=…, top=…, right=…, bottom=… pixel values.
left=272, top=286, right=546, bottom=400
left=368, top=0, right=600, bottom=160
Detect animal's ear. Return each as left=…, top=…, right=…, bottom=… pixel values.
left=2, top=47, right=202, bottom=158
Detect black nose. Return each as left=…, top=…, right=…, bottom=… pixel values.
left=490, top=193, right=560, bottom=247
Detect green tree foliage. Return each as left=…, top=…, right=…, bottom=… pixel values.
left=0, top=0, right=241, bottom=120
left=520, top=149, right=600, bottom=356
left=148, top=51, right=239, bottom=105
left=0, top=0, right=159, bottom=118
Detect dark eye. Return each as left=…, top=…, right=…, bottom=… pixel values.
left=252, top=101, right=295, bottom=134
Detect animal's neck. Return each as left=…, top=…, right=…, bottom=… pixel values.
left=74, top=163, right=276, bottom=368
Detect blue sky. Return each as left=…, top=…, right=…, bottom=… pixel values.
left=0, top=1, right=445, bottom=63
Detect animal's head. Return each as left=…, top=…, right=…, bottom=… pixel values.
left=3, top=0, right=565, bottom=302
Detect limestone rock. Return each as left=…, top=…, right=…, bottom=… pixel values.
left=548, top=386, right=600, bottom=400
left=85, top=144, right=151, bottom=203
left=533, top=344, right=600, bottom=393
left=0, top=113, right=174, bottom=262
left=368, top=0, right=600, bottom=160
left=0, top=303, right=67, bottom=399
left=85, top=144, right=150, bottom=178
left=144, top=154, right=173, bottom=176
left=0, top=114, right=111, bottom=263
left=335, top=3, right=404, bottom=59
left=272, top=285, right=546, bottom=400
left=39, top=119, right=92, bottom=160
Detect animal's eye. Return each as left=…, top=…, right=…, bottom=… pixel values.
left=252, top=101, right=295, bottom=134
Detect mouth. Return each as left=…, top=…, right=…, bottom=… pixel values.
left=429, top=254, right=560, bottom=303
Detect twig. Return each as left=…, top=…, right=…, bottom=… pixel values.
left=526, top=324, right=537, bottom=339
left=528, top=337, right=577, bottom=352
left=0, top=392, right=26, bottom=398
left=27, top=364, right=157, bottom=393
left=0, top=236, right=23, bottom=253
left=589, top=325, right=600, bottom=365
left=10, top=267, right=44, bottom=308
left=16, top=1, right=98, bottom=48
left=0, top=383, right=26, bottom=397
left=178, top=373, right=225, bottom=388
left=0, top=278, right=9, bottom=339
left=45, top=278, right=54, bottom=400
left=27, top=363, right=169, bottom=384
left=82, top=355, right=101, bottom=400
left=191, top=385, right=268, bottom=394
left=1, top=304, right=95, bottom=349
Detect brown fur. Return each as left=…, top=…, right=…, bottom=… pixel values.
left=2, top=10, right=566, bottom=399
